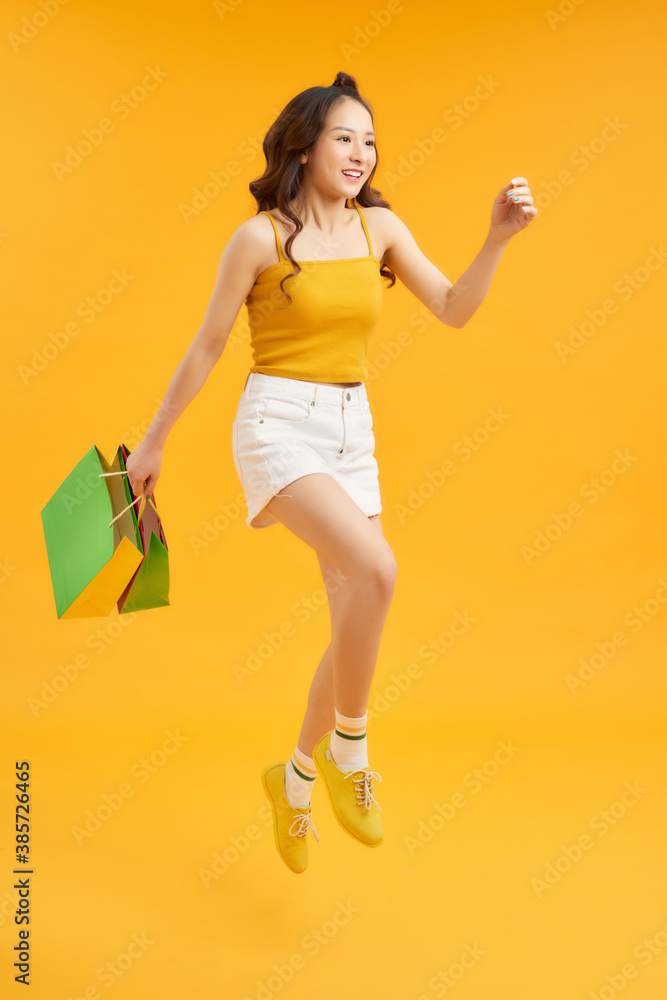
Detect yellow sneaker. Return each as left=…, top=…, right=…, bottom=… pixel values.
left=261, top=762, right=320, bottom=874
left=312, top=731, right=383, bottom=847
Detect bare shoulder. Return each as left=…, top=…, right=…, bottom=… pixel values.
left=231, top=211, right=276, bottom=247
left=225, top=211, right=278, bottom=283
left=360, top=206, right=407, bottom=266
left=363, top=205, right=406, bottom=234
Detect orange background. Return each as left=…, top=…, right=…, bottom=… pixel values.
left=2, top=0, right=667, bottom=997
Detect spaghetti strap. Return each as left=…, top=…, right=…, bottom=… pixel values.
left=354, top=202, right=374, bottom=258
left=259, top=210, right=285, bottom=263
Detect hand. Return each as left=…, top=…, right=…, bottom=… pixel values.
left=489, top=177, right=538, bottom=243
left=125, top=439, right=163, bottom=499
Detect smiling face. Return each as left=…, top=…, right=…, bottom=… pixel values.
left=299, top=96, right=377, bottom=200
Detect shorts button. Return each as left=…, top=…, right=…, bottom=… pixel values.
left=346, top=392, right=351, bottom=400
left=259, top=418, right=264, bottom=423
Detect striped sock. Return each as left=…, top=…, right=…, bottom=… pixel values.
left=329, top=710, right=368, bottom=773
left=284, top=745, right=317, bottom=808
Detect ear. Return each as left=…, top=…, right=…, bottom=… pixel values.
left=300, top=152, right=307, bottom=165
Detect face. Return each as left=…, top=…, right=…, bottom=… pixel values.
left=300, top=97, right=377, bottom=199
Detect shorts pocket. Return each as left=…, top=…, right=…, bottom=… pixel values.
left=262, top=394, right=312, bottom=423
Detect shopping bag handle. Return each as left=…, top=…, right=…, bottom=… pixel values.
left=98, top=471, right=158, bottom=528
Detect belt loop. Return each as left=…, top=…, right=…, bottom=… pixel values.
left=340, top=387, right=346, bottom=453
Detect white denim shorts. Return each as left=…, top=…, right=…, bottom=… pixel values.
left=231, top=372, right=383, bottom=529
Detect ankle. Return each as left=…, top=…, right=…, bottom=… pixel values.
left=329, top=709, right=368, bottom=773
left=284, top=745, right=317, bottom=808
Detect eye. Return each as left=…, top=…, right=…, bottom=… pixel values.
left=337, top=136, right=375, bottom=146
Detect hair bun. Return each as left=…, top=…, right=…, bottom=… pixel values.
left=332, top=71, right=359, bottom=91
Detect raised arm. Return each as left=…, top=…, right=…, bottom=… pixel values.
left=379, top=178, right=536, bottom=329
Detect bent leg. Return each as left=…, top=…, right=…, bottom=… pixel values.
left=265, top=474, right=396, bottom=720
left=297, top=514, right=385, bottom=755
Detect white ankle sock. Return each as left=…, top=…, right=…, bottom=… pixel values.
left=329, top=709, right=368, bottom=773
left=284, top=745, right=317, bottom=808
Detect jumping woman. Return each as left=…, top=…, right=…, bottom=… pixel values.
left=125, top=71, right=536, bottom=874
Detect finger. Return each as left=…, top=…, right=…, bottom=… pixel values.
left=129, top=478, right=147, bottom=496
left=506, top=180, right=530, bottom=198
left=507, top=192, right=534, bottom=206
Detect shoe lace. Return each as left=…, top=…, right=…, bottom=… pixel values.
left=288, top=810, right=321, bottom=847
left=343, top=768, right=383, bottom=812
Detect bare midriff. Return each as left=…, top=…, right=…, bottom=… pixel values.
left=318, top=381, right=363, bottom=387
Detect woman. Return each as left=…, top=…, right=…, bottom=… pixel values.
left=125, top=71, right=536, bottom=875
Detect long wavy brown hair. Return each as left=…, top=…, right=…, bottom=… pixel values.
left=248, top=70, right=396, bottom=306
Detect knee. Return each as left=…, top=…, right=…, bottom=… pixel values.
left=364, top=549, right=398, bottom=603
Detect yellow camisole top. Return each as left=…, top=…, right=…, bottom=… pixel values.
left=244, top=199, right=383, bottom=383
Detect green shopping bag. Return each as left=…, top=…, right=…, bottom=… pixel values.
left=40, top=443, right=169, bottom=619
left=112, top=442, right=169, bottom=615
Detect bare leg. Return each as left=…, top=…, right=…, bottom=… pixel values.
left=264, top=475, right=396, bottom=742
left=296, top=514, right=386, bottom=756
left=296, top=644, right=335, bottom=758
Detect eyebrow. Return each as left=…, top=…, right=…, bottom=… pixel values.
left=330, top=126, right=375, bottom=136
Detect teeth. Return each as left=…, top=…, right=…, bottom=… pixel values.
left=343, top=171, right=362, bottom=177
